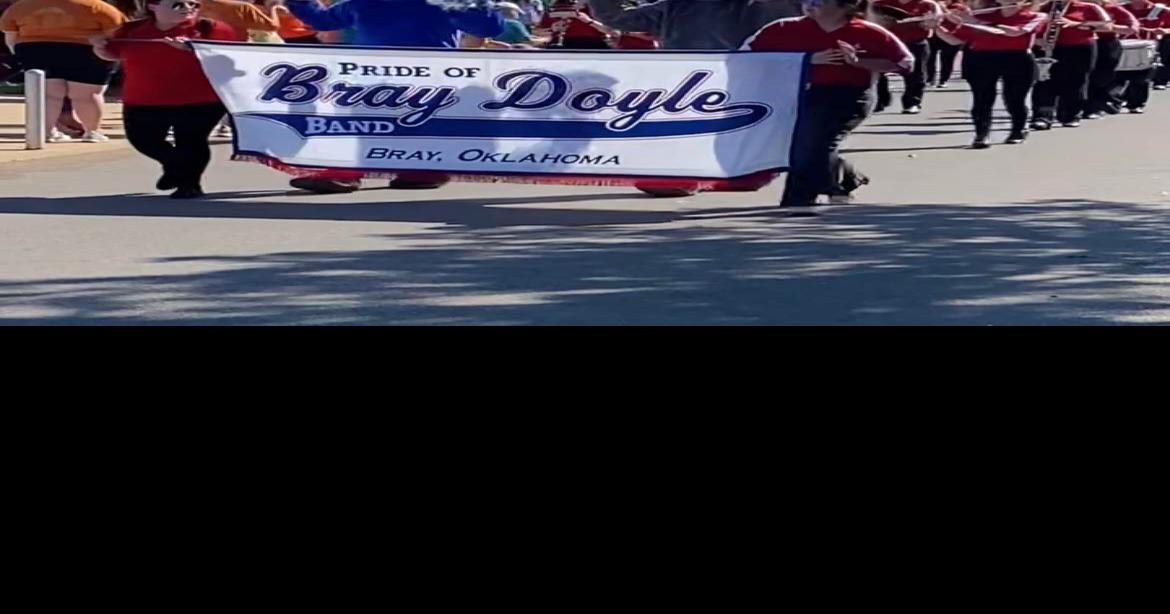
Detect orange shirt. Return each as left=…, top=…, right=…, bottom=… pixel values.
left=198, top=0, right=277, bottom=39
left=275, top=6, right=314, bottom=40
left=0, top=0, right=125, bottom=44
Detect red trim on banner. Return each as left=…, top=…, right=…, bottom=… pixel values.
left=232, top=154, right=782, bottom=190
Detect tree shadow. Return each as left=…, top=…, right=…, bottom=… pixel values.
left=2, top=197, right=1168, bottom=325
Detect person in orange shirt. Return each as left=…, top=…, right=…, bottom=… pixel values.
left=198, top=0, right=277, bottom=39
left=1, top=0, right=125, bottom=142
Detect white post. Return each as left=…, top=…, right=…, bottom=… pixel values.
left=25, top=69, right=46, bottom=150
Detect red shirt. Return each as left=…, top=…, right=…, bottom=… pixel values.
left=872, top=0, right=939, bottom=43
left=744, top=17, right=913, bottom=88
left=107, top=18, right=237, bottom=106
left=947, top=9, right=1046, bottom=51
left=1099, top=5, right=1138, bottom=39
left=1039, top=1, right=1111, bottom=46
left=615, top=32, right=659, bottom=50
left=1128, top=3, right=1170, bottom=40
left=539, top=3, right=606, bottom=41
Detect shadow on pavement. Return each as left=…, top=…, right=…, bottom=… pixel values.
left=1, top=197, right=1168, bottom=325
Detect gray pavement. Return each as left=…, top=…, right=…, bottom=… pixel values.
left=2, top=83, right=1169, bottom=324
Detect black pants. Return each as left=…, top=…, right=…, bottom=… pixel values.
left=123, top=102, right=226, bottom=190
left=877, top=39, right=929, bottom=110
left=963, top=49, right=1036, bottom=136
left=927, top=36, right=960, bottom=85
left=1111, top=68, right=1154, bottom=109
left=781, top=86, right=871, bottom=207
left=1031, top=43, right=1096, bottom=123
left=1087, top=37, right=1122, bottom=113
left=1155, top=38, right=1170, bottom=86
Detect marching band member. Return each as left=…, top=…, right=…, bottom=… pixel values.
left=933, top=0, right=1045, bottom=147
left=743, top=0, right=913, bottom=208
left=1124, top=0, right=1170, bottom=94
left=1084, top=0, right=1139, bottom=118
left=927, top=0, right=966, bottom=87
left=587, top=0, right=802, bottom=197
left=871, top=0, right=943, bottom=114
left=280, top=0, right=505, bottom=194
left=1030, top=0, right=1112, bottom=130
left=537, top=0, right=615, bottom=49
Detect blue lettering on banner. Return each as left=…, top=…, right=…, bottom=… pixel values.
left=254, top=63, right=771, bottom=140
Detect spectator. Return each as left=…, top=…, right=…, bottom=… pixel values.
left=93, top=0, right=237, bottom=198
left=1, top=0, right=126, bottom=142
left=493, top=2, right=536, bottom=44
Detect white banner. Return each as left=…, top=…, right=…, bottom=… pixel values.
left=191, top=42, right=807, bottom=182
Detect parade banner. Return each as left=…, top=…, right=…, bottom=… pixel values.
left=191, top=42, right=808, bottom=184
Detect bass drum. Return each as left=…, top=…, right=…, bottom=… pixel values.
left=1117, top=39, right=1159, bottom=72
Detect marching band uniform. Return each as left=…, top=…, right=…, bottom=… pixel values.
left=927, top=0, right=966, bottom=87
left=1030, top=0, right=1112, bottom=129
left=1124, top=0, right=1170, bottom=92
left=872, top=0, right=942, bottom=113
left=938, top=1, right=1046, bottom=146
left=1086, top=0, right=1139, bottom=117
left=743, top=5, right=913, bottom=207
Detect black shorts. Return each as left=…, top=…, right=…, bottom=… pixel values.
left=14, top=42, right=114, bottom=85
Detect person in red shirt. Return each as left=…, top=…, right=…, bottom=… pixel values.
left=1030, top=0, right=1112, bottom=129
left=927, top=0, right=966, bottom=88
left=870, top=0, right=942, bottom=114
left=93, top=0, right=237, bottom=198
left=743, top=0, right=913, bottom=208
left=1085, top=0, right=1139, bottom=117
left=934, top=0, right=1046, bottom=148
left=1123, top=0, right=1170, bottom=92
left=538, top=0, right=614, bottom=49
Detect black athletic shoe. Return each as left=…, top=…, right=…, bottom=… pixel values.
left=289, top=177, right=362, bottom=194
left=170, top=186, right=205, bottom=200
left=1031, top=119, right=1052, bottom=131
left=1085, top=112, right=1103, bottom=120
left=1103, top=103, right=1121, bottom=114
left=1129, top=106, right=1146, bottom=114
left=1005, top=131, right=1027, bottom=144
left=1062, top=120, right=1081, bottom=127
left=971, top=135, right=991, bottom=149
left=156, top=172, right=178, bottom=191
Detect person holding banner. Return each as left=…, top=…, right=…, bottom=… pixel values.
left=279, top=0, right=504, bottom=194
left=93, top=0, right=238, bottom=198
left=743, top=0, right=913, bottom=208
left=931, top=1, right=1044, bottom=147
left=587, top=0, right=802, bottom=197
left=537, top=0, right=615, bottom=49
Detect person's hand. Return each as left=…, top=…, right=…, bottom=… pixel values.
left=921, top=14, right=943, bottom=29
left=837, top=40, right=860, bottom=65
left=264, top=0, right=285, bottom=7
left=1056, top=18, right=1079, bottom=28
left=163, top=36, right=192, bottom=51
left=942, top=11, right=963, bottom=25
left=952, top=5, right=974, bottom=21
left=811, top=48, right=846, bottom=65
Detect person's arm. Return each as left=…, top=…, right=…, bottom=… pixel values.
left=90, top=0, right=128, bottom=33
left=283, top=0, right=354, bottom=32
left=4, top=30, right=18, bottom=53
left=1, top=1, right=21, bottom=51
left=204, top=0, right=281, bottom=31
left=447, top=5, right=506, bottom=39
left=586, top=0, right=667, bottom=34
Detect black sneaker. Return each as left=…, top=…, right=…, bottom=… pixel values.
left=1129, top=106, right=1145, bottom=114
left=1085, top=112, right=1103, bottom=120
left=971, top=135, right=991, bottom=149
left=289, top=177, right=362, bottom=194
left=1103, top=104, right=1121, bottom=115
left=1062, top=120, right=1081, bottom=128
left=1005, top=131, right=1027, bottom=144
left=156, top=172, right=178, bottom=191
left=1031, top=119, right=1052, bottom=131
left=170, top=186, right=205, bottom=200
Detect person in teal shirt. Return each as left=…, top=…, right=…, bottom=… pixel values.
left=493, top=2, right=535, bottom=45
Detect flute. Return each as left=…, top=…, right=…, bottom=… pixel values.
left=896, top=2, right=1032, bottom=24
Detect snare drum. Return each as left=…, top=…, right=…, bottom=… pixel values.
left=1118, top=39, right=1159, bottom=73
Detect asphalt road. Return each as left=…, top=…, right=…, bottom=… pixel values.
left=2, top=83, right=1168, bottom=324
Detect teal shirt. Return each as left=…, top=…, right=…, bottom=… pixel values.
left=495, top=19, right=531, bottom=44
